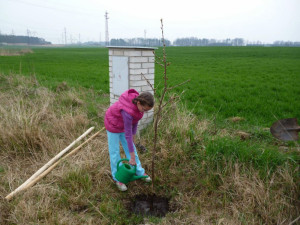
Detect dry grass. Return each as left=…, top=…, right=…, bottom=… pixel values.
left=0, top=73, right=299, bottom=224
left=0, top=73, right=110, bottom=224
left=140, top=102, right=299, bottom=224
left=0, top=48, right=33, bottom=56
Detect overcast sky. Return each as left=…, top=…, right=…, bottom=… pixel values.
left=1, top=0, right=299, bottom=44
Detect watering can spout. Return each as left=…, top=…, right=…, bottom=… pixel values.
left=130, top=174, right=149, bottom=182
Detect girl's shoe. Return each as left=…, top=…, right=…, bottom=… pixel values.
left=115, top=181, right=127, bottom=191
left=142, top=173, right=152, bottom=183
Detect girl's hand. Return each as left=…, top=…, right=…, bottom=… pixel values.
left=129, top=152, right=136, bottom=165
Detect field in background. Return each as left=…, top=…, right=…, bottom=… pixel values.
left=157, top=46, right=300, bottom=127
left=0, top=46, right=299, bottom=128
left=0, top=47, right=109, bottom=90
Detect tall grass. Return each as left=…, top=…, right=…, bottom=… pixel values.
left=0, top=73, right=91, bottom=157
left=141, top=101, right=299, bottom=224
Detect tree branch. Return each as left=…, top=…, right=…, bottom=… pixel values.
left=167, top=79, right=191, bottom=91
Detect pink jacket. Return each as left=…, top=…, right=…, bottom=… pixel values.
left=104, top=89, right=144, bottom=133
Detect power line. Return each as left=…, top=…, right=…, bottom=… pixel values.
left=6, top=0, right=99, bottom=16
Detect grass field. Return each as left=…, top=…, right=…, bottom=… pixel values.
left=1, top=46, right=299, bottom=128
left=0, top=47, right=109, bottom=90
left=158, top=47, right=300, bottom=127
left=0, top=46, right=299, bottom=224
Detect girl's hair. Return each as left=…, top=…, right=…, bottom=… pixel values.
left=132, top=92, right=154, bottom=107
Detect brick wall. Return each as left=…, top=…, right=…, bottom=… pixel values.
left=108, top=47, right=156, bottom=131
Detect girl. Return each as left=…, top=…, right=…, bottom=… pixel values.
left=104, top=89, right=154, bottom=191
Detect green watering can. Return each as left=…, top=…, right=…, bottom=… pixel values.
left=115, top=158, right=148, bottom=184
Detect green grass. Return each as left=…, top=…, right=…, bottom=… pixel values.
left=155, top=47, right=300, bottom=127
left=0, top=47, right=109, bottom=91
left=1, top=46, right=299, bottom=128
left=202, top=137, right=298, bottom=175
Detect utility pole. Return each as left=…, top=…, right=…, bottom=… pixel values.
left=144, top=29, right=147, bottom=46
left=64, top=27, right=67, bottom=45
left=105, top=11, right=109, bottom=46
left=27, top=29, right=30, bottom=45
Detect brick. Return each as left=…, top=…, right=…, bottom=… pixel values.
left=142, top=85, right=153, bottom=92
left=146, top=108, right=154, bottom=114
left=142, top=51, right=154, bottom=56
left=142, top=63, right=154, bottom=69
left=130, top=75, right=142, bottom=81
left=140, top=118, right=153, bottom=125
left=130, top=80, right=148, bottom=87
left=142, top=74, right=154, bottom=80
left=148, top=57, right=155, bottom=62
left=148, top=68, right=155, bottom=73
left=129, top=63, right=142, bottom=69
left=130, top=69, right=148, bottom=75
left=113, top=50, right=124, bottom=56
left=145, top=117, right=154, bottom=123
left=143, top=111, right=154, bottom=118
left=130, top=57, right=148, bottom=63
left=146, top=113, right=154, bottom=119
left=124, top=51, right=142, bottom=56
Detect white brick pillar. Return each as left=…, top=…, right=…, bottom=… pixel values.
left=108, top=46, right=156, bottom=131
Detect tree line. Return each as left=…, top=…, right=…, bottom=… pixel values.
left=110, top=37, right=300, bottom=47
left=0, top=35, right=51, bottom=45
left=173, top=37, right=245, bottom=46
left=1, top=34, right=299, bottom=47
left=110, top=38, right=171, bottom=47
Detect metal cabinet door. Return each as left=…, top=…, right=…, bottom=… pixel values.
left=112, top=56, right=129, bottom=96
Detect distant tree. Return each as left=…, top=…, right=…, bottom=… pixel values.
left=0, top=34, right=51, bottom=45
left=174, top=37, right=248, bottom=46
left=110, top=37, right=170, bottom=47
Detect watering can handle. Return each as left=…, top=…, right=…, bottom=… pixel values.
left=117, top=158, right=136, bottom=171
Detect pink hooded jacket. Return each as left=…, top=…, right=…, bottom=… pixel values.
left=104, top=89, right=144, bottom=133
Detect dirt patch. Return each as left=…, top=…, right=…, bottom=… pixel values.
left=129, top=194, right=170, bottom=217
left=0, top=49, right=33, bottom=56
left=235, top=130, right=251, bottom=140
left=228, top=117, right=245, bottom=122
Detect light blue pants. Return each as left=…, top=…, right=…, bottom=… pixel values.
left=106, top=130, right=145, bottom=182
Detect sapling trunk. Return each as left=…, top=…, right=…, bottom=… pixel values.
left=151, top=19, right=190, bottom=191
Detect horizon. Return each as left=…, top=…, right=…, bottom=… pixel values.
left=1, top=0, right=300, bottom=44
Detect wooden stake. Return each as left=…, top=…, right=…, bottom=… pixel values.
left=5, top=127, right=95, bottom=201
left=24, top=128, right=104, bottom=190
